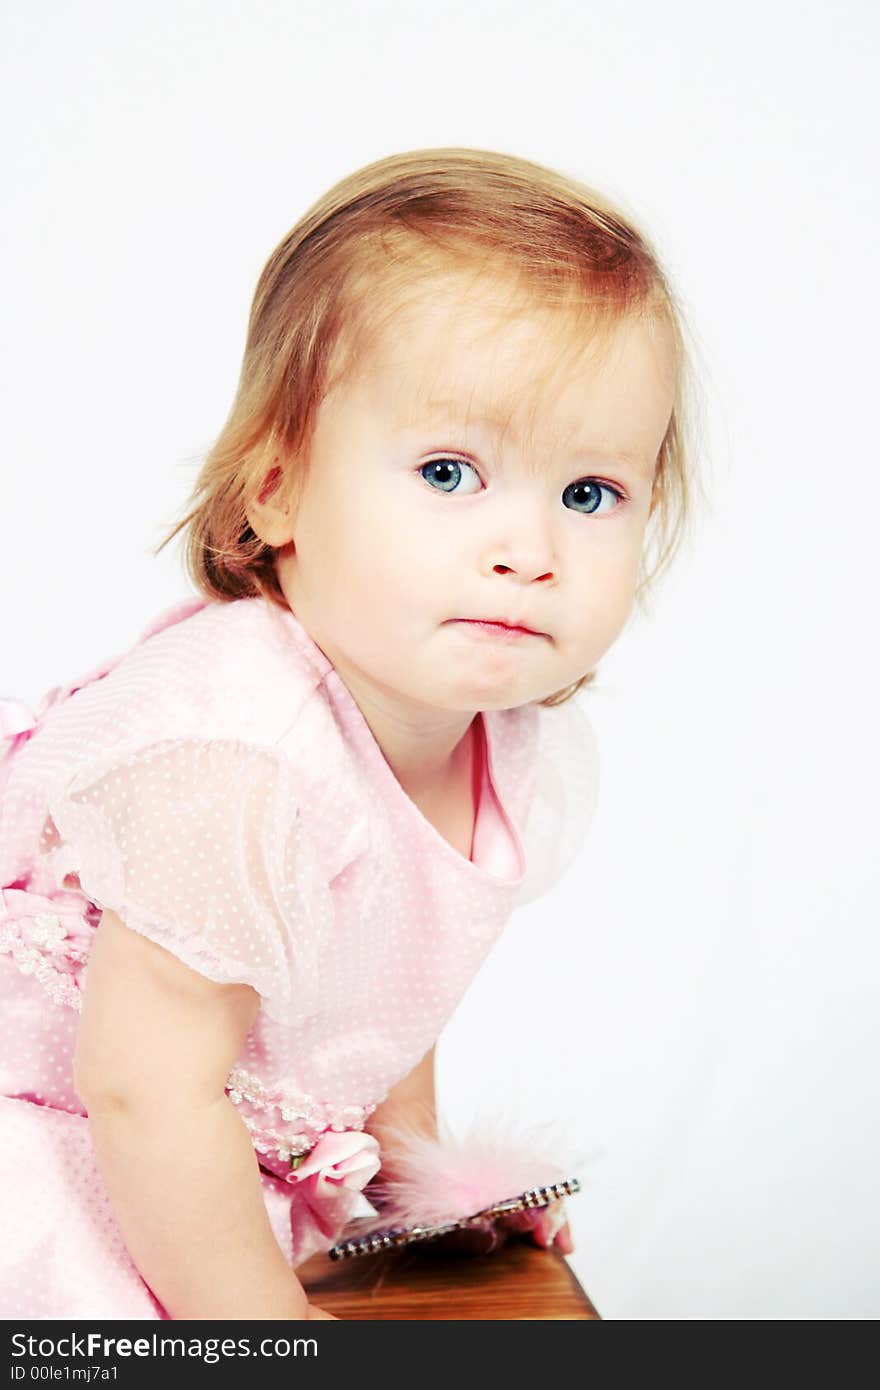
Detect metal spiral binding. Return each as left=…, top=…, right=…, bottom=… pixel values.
left=328, top=1175, right=580, bottom=1260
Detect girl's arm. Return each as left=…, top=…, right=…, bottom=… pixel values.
left=73, top=908, right=334, bottom=1320
left=364, top=1043, right=438, bottom=1165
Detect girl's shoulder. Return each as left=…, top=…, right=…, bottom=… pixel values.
left=1, top=595, right=342, bottom=883
left=11, top=594, right=327, bottom=765
left=0, top=598, right=356, bottom=1024
left=101, top=593, right=325, bottom=743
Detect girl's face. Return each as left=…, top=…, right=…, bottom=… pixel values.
left=270, top=282, right=676, bottom=717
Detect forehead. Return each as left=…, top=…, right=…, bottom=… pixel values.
left=344, top=276, right=677, bottom=469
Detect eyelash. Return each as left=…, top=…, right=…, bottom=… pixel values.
left=418, top=455, right=628, bottom=514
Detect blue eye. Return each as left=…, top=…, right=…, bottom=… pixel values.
left=419, top=458, right=625, bottom=514
left=562, top=479, right=624, bottom=515
left=419, top=458, right=482, bottom=494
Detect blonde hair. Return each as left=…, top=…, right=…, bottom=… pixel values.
left=155, top=146, right=703, bottom=707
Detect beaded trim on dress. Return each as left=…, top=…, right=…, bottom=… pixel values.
left=224, top=1067, right=377, bottom=1166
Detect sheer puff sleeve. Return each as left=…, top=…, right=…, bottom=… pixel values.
left=47, top=739, right=332, bottom=1027
left=512, top=697, right=600, bottom=908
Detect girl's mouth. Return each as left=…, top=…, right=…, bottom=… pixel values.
left=449, top=619, right=545, bottom=640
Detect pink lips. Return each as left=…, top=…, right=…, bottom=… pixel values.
left=451, top=619, right=545, bottom=639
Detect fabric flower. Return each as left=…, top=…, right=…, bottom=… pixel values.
left=285, top=1128, right=381, bottom=1258
left=0, top=886, right=93, bottom=1011
left=0, top=886, right=91, bottom=958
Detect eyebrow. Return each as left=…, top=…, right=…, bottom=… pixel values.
left=399, top=398, right=655, bottom=474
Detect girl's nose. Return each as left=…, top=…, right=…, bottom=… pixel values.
left=482, top=516, right=558, bottom=584
left=492, top=557, right=556, bottom=582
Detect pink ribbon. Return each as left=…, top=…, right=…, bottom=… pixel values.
left=285, top=1129, right=381, bottom=1256
left=1, top=694, right=60, bottom=745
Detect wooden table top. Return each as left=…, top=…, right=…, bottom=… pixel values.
left=298, top=1240, right=601, bottom=1320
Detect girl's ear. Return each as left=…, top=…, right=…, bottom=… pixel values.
left=246, top=464, right=297, bottom=547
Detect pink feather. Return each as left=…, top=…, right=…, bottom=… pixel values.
left=353, top=1113, right=586, bottom=1233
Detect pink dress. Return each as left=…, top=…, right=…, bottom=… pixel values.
left=0, top=593, right=598, bottom=1319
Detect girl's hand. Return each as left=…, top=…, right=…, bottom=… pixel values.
left=527, top=1198, right=575, bottom=1254
left=495, top=1196, right=574, bottom=1254
left=420, top=1197, right=574, bottom=1257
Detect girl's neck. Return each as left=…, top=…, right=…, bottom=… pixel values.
left=399, top=717, right=482, bottom=862
left=394, top=713, right=479, bottom=804
left=328, top=661, right=478, bottom=795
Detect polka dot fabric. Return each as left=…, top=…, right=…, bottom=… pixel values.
left=51, top=738, right=333, bottom=1027
left=0, top=594, right=599, bottom=1317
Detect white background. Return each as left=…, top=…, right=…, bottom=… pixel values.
left=2, top=1, right=878, bottom=1319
